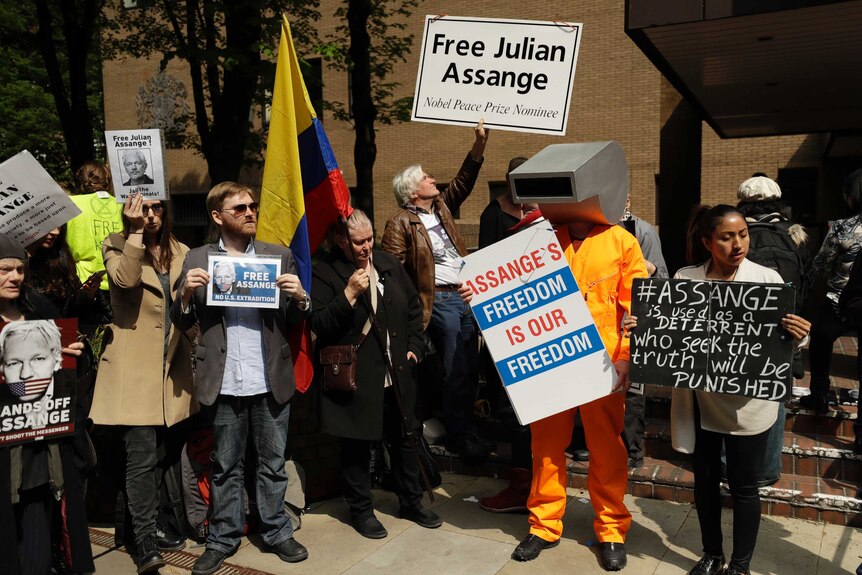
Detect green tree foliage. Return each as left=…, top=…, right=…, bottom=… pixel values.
left=318, top=0, right=418, bottom=221
left=0, top=2, right=105, bottom=186
left=103, top=0, right=321, bottom=185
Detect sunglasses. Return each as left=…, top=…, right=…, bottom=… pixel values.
left=143, top=204, right=164, bottom=215
left=218, top=202, right=259, bottom=217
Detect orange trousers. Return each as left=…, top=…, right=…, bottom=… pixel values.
left=527, top=391, right=631, bottom=543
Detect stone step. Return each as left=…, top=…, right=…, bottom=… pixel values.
left=567, top=456, right=862, bottom=527
left=641, top=418, right=862, bottom=483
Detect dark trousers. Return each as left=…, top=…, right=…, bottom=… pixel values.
left=809, top=304, right=861, bottom=401
left=622, top=391, right=645, bottom=461
left=427, top=291, right=478, bottom=439
left=339, top=389, right=423, bottom=521
left=15, top=486, right=53, bottom=575
left=123, top=425, right=184, bottom=545
left=692, top=403, right=770, bottom=572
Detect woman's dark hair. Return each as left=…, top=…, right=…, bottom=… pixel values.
left=685, top=204, right=746, bottom=265
left=736, top=199, right=786, bottom=219
left=122, top=200, right=178, bottom=272
left=843, top=168, right=862, bottom=213
left=26, top=226, right=81, bottom=306
left=74, top=161, right=112, bottom=195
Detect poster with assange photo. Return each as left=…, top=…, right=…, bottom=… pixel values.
left=0, top=319, right=78, bottom=446
left=104, top=128, right=169, bottom=202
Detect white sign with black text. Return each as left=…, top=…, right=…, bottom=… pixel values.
left=412, top=16, right=583, bottom=135
left=105, top=128, right=168, bottom=202
left=0, top=151, right=81, bottom=247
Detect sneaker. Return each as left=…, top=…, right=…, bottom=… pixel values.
left=479, top=468, right=530, bottom=513
left=399, top=506, right=442, bottom=528
left=192, top=548, right=228, bottom=575
left=573, top=448, right=590, bottom=461
left=511, top=534, right=559, bottom=561
left=135, top=535, right=165, bottom=574
left=599, top=542, right=627, bottom=571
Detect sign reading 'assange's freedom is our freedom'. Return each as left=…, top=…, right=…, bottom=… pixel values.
left=411, top=16, right=583, bottom=135
left=0, top=150, right=82, bottom=247
left=630, top=278, right=795, bottom=401
left=459, top=223, right=616, bottom=425
left=105, top=128, right=169, bottom=203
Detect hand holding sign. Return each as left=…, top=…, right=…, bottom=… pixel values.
left=470, top=119, right=489, bottom=161
left=276, top=272, right=305, bottom=301
left=780, top=314, right=811, bottom=341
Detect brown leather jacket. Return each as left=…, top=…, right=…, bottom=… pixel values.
left=382, top=154, right=483, bottom=328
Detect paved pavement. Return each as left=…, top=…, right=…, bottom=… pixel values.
left=90, top=473, right=862, bottom=574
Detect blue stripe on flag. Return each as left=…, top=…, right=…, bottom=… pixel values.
left=297, top=118, right=340, bottom=194
left=288, top=214, right=312, bottom=290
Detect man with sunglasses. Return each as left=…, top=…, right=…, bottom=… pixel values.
left=172, top=182, right=311, bottom=575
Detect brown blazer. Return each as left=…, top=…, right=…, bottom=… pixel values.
left=90, top=234, right=199, bottom=427
left=381, top=154, right=482, bottom=328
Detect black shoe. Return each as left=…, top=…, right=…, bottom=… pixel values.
left=574, top=448, right=590, bottom=461
left=136, top=536, right=165, bottom=574
left=352, top=515, right=388, bottom=539
left=511, top=534, right=559, bottom=561
left=155, top=523, right=186, bottom=551
left=192, top=548, right=228, bottom=575
left=264, top=537, right=308, bottom=563
left=471, top=431, right=497, bottom=452
left=449, top=434, right=491, bottom=459
left=723, top=566, right=750, bottom=575
left=628, top=457, right=644, bottom=470
left=799, top=394, right=829, bottom=414
left=600, top=542, right=627, bottom=571
left=399, top=506, right=442, bottom=528
left=688, top=553, right=725, bottom=575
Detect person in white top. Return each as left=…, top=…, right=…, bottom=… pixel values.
left=627, top=204, right=810, bottom=575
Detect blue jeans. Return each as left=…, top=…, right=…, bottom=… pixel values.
left=208, top=393, right=293, bottom=553
left=428, top=290, right=478, bottom=439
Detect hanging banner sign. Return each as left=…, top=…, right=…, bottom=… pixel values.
left=411, top=16, right=583, bottom=135
left=460, top=224, right=616, bottom=425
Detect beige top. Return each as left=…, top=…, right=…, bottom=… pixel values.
left=670, top=258, right=807, bottom=453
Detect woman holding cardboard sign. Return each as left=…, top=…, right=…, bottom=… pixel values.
left=628, top=204, right=809, bottom=575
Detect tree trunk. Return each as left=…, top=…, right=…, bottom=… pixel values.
left=35, top=0, right=97, bottom=172
left=347, top=0, right=376, bottom=222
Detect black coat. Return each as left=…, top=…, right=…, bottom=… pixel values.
left=0, top=287, right=95, bottom=574
left=311, top=249, right=424, bottom=440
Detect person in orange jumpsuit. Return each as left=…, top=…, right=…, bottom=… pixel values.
left=512, top=213, right=647, bottom=570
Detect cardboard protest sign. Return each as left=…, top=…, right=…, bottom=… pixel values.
left=206, top=254, right=282, bottom=309
left=0, top=151, right=82, bottom=247
left=0, top=319, right=77, bottom=446
left=105, top=129, right=168, bottom=202
left=630, top=278, right=795, bottom=401
left=412, top=16, right=582, bottom=135
left=460, top=224, right=616, bottom=425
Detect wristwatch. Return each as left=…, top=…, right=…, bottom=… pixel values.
left=297, top=291, right=311, bottom=311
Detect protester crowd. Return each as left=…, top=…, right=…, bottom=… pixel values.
left=1, top=129, right=861, bottom=575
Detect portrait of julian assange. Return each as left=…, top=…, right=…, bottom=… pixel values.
left=0, top=320, right=63, bottom=402
left=120, top=148, right=155, bottom=186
